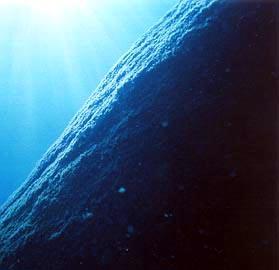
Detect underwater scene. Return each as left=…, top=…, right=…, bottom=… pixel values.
left=0, top=0, right=277, bottom=269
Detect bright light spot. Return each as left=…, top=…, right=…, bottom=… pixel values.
left=30, top=0, right=87, bottom=20
left=0, top=0, right=89, bottom=23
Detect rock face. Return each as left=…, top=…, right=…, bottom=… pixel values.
left=0, top=0, right=277, bottom=269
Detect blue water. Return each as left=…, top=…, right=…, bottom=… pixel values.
left=0, top=0, right=177, bottom=205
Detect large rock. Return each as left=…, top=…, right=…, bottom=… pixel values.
left=0, top=0, right=277, bottom=269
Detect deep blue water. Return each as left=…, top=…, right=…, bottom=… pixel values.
left=0, top=0, right=177, bottom=205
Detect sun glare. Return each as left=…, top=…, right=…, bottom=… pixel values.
left=0, top=0, right=88, bottom=23
left=31, top=0, right=86, bottom=18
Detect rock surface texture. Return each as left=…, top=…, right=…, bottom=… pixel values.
left=0, top=0, right=277, bottom=269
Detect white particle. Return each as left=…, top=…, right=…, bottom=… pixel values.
left=82, top=211, right=94, bottom=220
left=118, top=187, right=126, bottom=194
left=164, top=212, right=173, bottom=218
left=161, top=121, right=169, bottom=128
